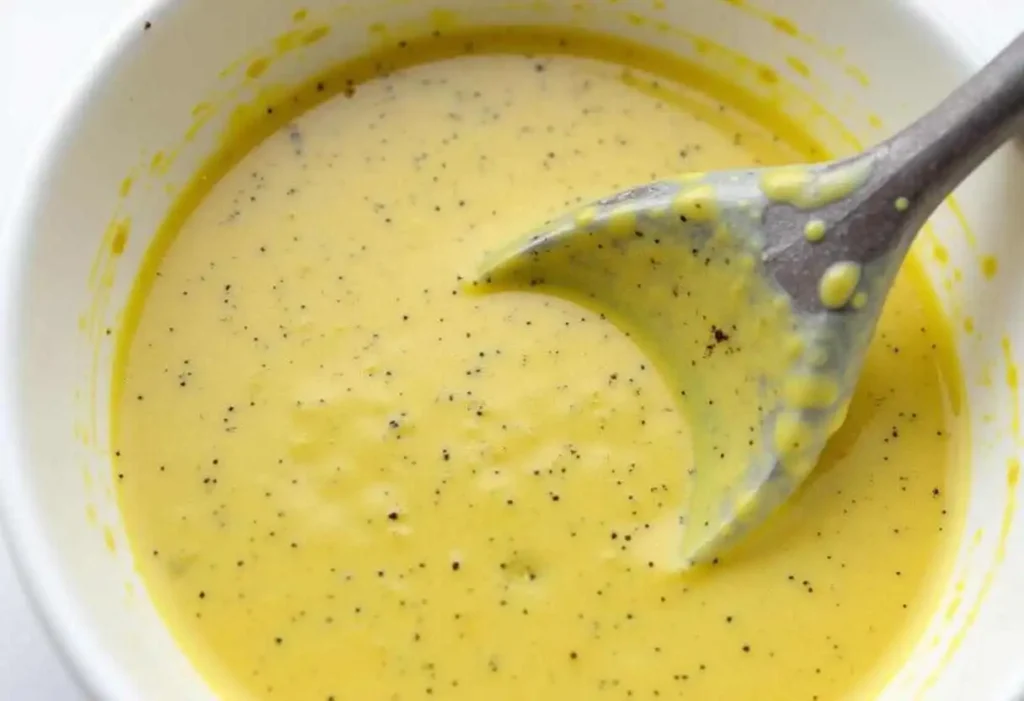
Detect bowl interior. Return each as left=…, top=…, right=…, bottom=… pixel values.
left=3, top=0, right=1024, bottom=699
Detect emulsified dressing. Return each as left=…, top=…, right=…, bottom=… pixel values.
left=113, top=29, right=965, bottom=701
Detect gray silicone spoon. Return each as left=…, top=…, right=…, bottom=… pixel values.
left=474, top=32, right=1024, bottom=568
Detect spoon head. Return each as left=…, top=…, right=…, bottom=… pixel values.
left=473, top=164, right=893, bottom=567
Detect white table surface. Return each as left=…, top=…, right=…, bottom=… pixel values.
left=1, top=3, right=142, bottom=695
left=0, top=0, right=1021, bottom=698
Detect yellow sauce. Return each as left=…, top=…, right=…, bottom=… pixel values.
left=759, top=167, right=811, bottom=203
left=113, top=28, right=965, bottom=701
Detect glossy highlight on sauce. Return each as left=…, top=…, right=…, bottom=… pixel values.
left=112, top=27, right=966, bottom=701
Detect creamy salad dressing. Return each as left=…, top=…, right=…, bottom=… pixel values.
left=113, top=28, right=965, bottom=701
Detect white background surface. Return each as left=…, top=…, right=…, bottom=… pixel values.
left=1, top=4, right=142, bottom=696
left=0, top=0, right=1021, bottom=698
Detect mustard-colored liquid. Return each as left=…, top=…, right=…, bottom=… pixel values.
left=114, top=29, right=965, bottom=701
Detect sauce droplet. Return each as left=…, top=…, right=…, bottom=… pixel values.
left=818, top=261, right=862, bottom=309
left=804, top=219, right=826, bottom=242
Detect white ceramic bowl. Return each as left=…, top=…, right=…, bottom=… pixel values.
left=3, top=0, right=1024, bottom=699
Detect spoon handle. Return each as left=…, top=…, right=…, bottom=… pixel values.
left=877, top=31, right=1024, bottom=226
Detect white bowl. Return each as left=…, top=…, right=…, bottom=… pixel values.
left=2, top=0, right=1024, bottom=699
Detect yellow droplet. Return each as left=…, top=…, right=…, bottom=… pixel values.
left=1001, top=337, right=1018, bottom=434
left=110, top=220, right=130, bottom=256
left=246, top=57, right=270, bottom=79
left=763, top=163, right=871, bottom=208
left=804, top=219, right=826, bottom=242
left=844, top=64, right=870, bottom=87
left=851, top=291, right=867, bottom=309
left=981, top=255, right=998, bottom=279
left=119, top=176, right=134, bottom=198
left=758, top=67, right=779, bottom=85
left=771, top=16, right=800, bottom=36
left=274, top=32, right=303, bottom=53
left=190, top=101, right=213, bottom=118
left=672, top=185, right=718, bottom=222
left=104, top=526, right=117, bottom=553
left=812, top=161, right=872, bottom=208
left=760, top=168, right=811, bottom=203
left=302, top=26, right=330, bottom=45
left=818, top=261, right=861, bottom=309
left=785, top=55, right=810, bottom=79
left=895, top=196, right=909, bottom=212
